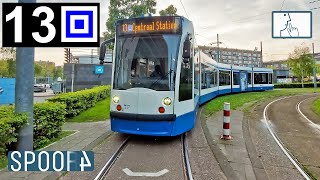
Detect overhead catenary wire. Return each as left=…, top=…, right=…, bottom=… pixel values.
left=280, top=0, right=286, bottom=10
left=179, top=0, right=189, bottom=18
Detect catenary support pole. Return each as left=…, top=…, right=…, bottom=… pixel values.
left=16, top=0, right=36, bottom=151
left=312, top=43, right=317, bottom=88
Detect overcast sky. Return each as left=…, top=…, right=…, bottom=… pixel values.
left=0, top=0, right=319, bottom=66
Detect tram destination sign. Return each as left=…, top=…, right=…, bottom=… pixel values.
left=116, top=16, right=182, bottom=36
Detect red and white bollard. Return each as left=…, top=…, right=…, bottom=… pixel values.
left=221, top=102, right=232, bottom=140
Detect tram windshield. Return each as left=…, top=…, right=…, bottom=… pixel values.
left=113, top=35, right=180, bottom=91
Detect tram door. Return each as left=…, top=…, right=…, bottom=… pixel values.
left=240, top=71, right=248, bottom=91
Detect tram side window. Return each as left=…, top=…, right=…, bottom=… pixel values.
left=179, top=57, right=193, bottom=101
left=219, top=70, right=231, bottom=86
left=201, top=64, right=211, bottom=89
left=254, top=73, right=268, bottom=84
left=248, top=73, right=252, bottom=84
left=233, top=72, right=240, bottom=85
left=268, top=73, right=273, bottom=84
left=210, top=69, right=217, bottom=87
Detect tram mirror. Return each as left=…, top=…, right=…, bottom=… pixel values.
left=99, top=38, right=115, bottom=63
left=99, top=43, right=106, bottom=61
left=182, top=40, right=191, bottom=63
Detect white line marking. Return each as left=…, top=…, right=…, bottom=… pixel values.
left=296, top=97, right=320, bottom=132
left=122, top=168, right=169, bottom=177
left=263, top=96, right=311, bottom=180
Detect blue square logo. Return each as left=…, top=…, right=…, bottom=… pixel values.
left=61, top=6, right=98, bottom=42
left=75, top=19, right=84, bottom=29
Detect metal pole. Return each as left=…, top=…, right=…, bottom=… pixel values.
left=16, top=0, right=36, bottom=151
left=217, top=34, right=220, bottom=63
left=312, top=43, right=317, bottom=88
left=71, top=64, right=75, bottom=92
left=260, top=41, right=263, bottom=68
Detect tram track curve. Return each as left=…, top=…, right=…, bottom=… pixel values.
left=263, top=95, right=320, bottom=180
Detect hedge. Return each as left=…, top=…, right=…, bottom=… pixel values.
left=0, top=101, right=66, bottom=155
left=274, top=82, right=320, bottom=88
left=47, top=85, right=111, bottom=117
left=0, top=106, right=28, bottom=156
left=33, top=102, right=66, bottom=149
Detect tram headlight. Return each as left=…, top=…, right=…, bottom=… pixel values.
left=112, top=95, right=120, bottom=104
left=163, top=97, right=172, bottom=106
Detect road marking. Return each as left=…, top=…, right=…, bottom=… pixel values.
left=296, top=97, right=320, bottom=132
left=263, top=96, right=311, bottom=180
left=122, top=168, right=169, bottom=177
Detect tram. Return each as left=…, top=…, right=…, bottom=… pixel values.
left=99, top=15, right=274, bottom=136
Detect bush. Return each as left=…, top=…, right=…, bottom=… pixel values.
left=274, top=82, right=320, bottom=88
left=48, top=85, right=111, bottom=117
left=0, top=106, right=28, bottom=156
left=33, top=102, right=66, bottom=149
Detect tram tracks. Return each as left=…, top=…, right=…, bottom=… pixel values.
left=94, top=136, right=131, bottom=180
left=94, top=134, right=193, bottom=180
left=263, top=95, right=317, bottom=180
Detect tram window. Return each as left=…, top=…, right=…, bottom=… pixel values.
left=233, top=72, right=240, bottom=85
left=179, top=52, right=193, bottom=101
left=210, top=69, right=217, bottom=87
left=248, top=73, right=252, bottom=84
left=268, top=73, right=273, bottom=84
left=219, top=70, right=231, bottom=86
left=201, top=64, right=208, bottom=89
left=254, top=73, right=268, bottom=84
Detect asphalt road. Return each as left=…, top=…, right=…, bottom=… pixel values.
left=33, top=89, right=55, bottom=103
left=267, top=95, right=320, bottom=178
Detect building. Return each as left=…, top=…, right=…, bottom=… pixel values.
left=76, top=49, right=113, bottom=64
left=198, top=46, right=263, bottom=67
left=262, top=60, right=292, bottom=83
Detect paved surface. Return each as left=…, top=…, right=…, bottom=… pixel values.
left=245, top=99, right=304, bottom=180
left=204, top=110, right=256, bottom=180
left=187, top=109, right=227, bottom=180
left=104, top=136, right=185, bottom=180
left=267, top=95, right=320, bottom=179
left=0, top=121, right=111, bottom=180
left=34, top=89, right=56, bottom=103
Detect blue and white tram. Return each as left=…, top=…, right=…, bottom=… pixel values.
left=99, top=15, right=273, bottom=136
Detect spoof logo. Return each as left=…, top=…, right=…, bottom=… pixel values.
left=61, top=6, right=98, bottom=42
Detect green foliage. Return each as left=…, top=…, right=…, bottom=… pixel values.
left=105, top=0, right=157, bottom=40
left=0, top=106, right=28, bottom=156
left=287, top=44, right=315, bottom=87
left=48, top=86, right=111, bottom=117
left=204, top=88, right=320, bottom=116
left=159, top=5, right=178, bottom=16
left=274, top=82, right=320, bottom=88
left=33, top=102, right=66, bottom=149
left=53, top=66, right=63, bottom=80
left=312, top=98, right=320, bottom=119
left=35, top=63, right=43, bottom=77
left=68, top=97, right=110, bottom=122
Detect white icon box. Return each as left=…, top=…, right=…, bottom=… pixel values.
left=272, top=11, right=312, bottom=38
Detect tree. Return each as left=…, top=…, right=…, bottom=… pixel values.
left=159, top=5, right=177, bottom=16
left=0, top=60, right=9, bottom=77
left=0, top=47, right=16, bottom=59
left=104, top=0, right=157, bottom=40
left=7, top=59, right=16, bottom=78
left=53, top=66, right=63, bottom=80
left=287, top=44, right=315, bottom=87
left=34, top=63, right=43, bottom=77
